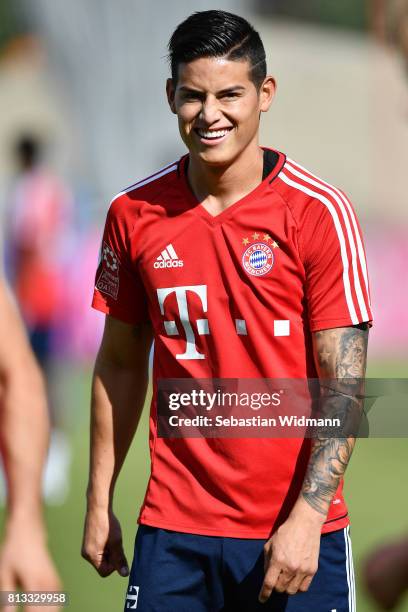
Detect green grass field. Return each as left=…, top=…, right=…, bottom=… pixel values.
left=2, top=360, right=408, bottom=611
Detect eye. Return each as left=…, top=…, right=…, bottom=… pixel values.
left=222, top=92, right=240, bottom=99
left=182, top=92, right=201, bottom=101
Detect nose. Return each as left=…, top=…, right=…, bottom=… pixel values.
left=199, top=95, right=222, bottom=125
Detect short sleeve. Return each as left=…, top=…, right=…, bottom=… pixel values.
left=92, top=198, right=149, bottom=325
left=300, top=196, right=373, bottom=332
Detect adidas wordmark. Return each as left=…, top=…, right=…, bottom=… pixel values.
left=154, top=244, right=184, bottom=269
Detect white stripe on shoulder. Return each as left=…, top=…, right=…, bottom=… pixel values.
left=279, top=170, right=359, bottom=325
left=110, top=161, right=178, bottom=205
left=288, top=158, right=371, bottom=309
left=285, top=160, right=369, bottom=321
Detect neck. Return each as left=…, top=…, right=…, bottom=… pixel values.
left=187, top=139, right=264, bottom=208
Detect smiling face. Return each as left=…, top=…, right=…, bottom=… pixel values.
left=166, top=57, right=275, bottom=168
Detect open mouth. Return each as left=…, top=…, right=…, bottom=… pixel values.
left=194, top=127, right=233, bottom=143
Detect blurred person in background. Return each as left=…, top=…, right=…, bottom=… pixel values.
left=371, top=0, right=408, bottom=73
left=83, top=10, right=372, bottom=611
left=363, top=2, right=408, bottom=609
left=363, top=536, right=408, bottom=610
left=388, top=0, right=408, bottom=75
left=0, top=278, right=61, bottom=612
left=3, top=134, right=72, bottom=505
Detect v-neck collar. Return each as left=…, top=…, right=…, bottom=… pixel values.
left=178, top=148, right=286, bottom=226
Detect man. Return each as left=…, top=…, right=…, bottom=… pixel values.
left=364, top=3, right=408, bottom=608
left=364, top=535, right=408, bottom=610
left=0, top=279, right=61, bottom=612
left=370, top=0, right=408, bottom=70
left=82, top=10, right=372, bottom=611
left=5, top=134, right=73, bottom=504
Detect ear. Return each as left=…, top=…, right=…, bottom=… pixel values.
left=259, top=76, right=276, bottom=113
left=166, top=78, right=177, bottom=114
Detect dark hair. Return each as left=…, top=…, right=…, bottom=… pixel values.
left=15, top=134, right=41, bottom=168
left=168, top=10, right=267, bottom=89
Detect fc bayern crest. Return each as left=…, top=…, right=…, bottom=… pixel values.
left=242, top=242, right=274, bottom=276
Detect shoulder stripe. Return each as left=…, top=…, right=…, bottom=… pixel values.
left=288, top=158, right=371, bottom=309
left=280, top=170, right=359, bottom=324
left=285, top=161, right=370, bottom=321
left=110, top=161, right=178, bottom=205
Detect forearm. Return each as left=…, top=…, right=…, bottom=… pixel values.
left=0, top=354, right=60, bottom=590
left=295, top=325, right=369, bottom=519
left=0, top=295, right=49, bottom=525
left=86, top=355, right=148, bottom=511
left=301, top=434, right=355, bottom=518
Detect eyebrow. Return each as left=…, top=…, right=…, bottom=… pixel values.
left=218, top=86, right=246, bottom=94
left=178, top=85, right=246, bottom=94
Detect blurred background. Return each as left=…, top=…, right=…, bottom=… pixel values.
left=0, top=0, right=407, bottom=610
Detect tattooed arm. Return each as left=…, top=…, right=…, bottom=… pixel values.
left=259, top=324, right=369, bottom=603
left=302, top=324, right=369, bottom=515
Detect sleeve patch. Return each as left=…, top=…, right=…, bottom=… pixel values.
left=95, top=241, right=120, bottom=299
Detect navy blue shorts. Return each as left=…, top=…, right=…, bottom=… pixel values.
left=124, top=525, right=355, bottom=611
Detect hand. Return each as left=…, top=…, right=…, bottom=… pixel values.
left=259, top=498, right=324, bottom=603
left=82, top=507, right=129, bottom=578
left=0, top=519, right=61, bottom=612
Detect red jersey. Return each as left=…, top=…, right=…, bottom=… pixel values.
left=92, top=149, right=373, bottom=538
left=7, top=168, right=72, bottom=326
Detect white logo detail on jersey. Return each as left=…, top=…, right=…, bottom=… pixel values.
left=125, top=585, right=139, bottom=609
left=273, top=320, right=290, bottom=337
left=157, top=285, right=209, bottom=360
left=154, top=244, right=184, bottom=269
left=96, top=241, right=120, bottom=299
left=235, top=319, right=247, bottom=335
left=103, top=243, right=118, bottom=272
left=242, top=242, right=274, bottom=277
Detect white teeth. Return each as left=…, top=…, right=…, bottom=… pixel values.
left=197, top=129, right=230, bottom=139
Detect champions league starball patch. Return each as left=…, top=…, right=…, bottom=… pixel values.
left=102, top=243, right=119, bottom=273
left=96, top=241, right=120, bottom=299
left=241, top=233, right=278, bottom=277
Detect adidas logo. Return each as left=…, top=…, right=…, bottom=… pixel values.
left=154, top=244, right=184, bottom=269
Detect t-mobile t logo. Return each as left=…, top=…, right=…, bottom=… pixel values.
left=157, top=285, right=209, bottom=360
left=157, top=284, right=290, bottom=360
